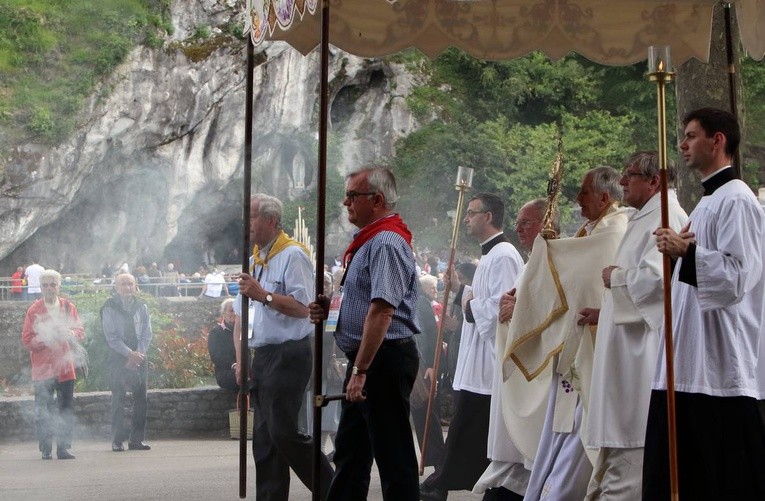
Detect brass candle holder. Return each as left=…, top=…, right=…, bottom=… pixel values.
left=647, top=44, right=679, bottom=501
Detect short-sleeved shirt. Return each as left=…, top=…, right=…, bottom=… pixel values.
left=334, top=230, right=421, bottom=354
left=233, top=245, right=314, bottom=348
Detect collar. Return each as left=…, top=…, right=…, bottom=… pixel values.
left=480, top=232, right=509, bottom=256
left=701, top=166, right=736, bottom=196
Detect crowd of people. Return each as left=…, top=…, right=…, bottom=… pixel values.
left=17, top=107, right=765, bottom=501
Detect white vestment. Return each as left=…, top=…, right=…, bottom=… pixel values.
left=586, top=190, right=688, bottom=449
left=653, top=180, right=765, bottom=397
left=502, top=206, right=628, bottom=501
left=453, top=238, right=524, bottom=395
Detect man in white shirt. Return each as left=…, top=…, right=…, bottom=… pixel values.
left=421, top=193, right=524, bottom=501
left=233, top=193, right=333, bottom=500
left=583, top=152, right=688, bottom=500
left=647, top=107, right=765, bottom=499
left=25, top=259, right=45, bottom=300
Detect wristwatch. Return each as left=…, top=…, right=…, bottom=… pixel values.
left=263, top=293, right=273, bottom=306
left=352, top=365, right=367, bottom=376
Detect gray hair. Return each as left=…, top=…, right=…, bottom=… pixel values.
left=586, top=166, right=623, bottom=202
left=252, top=193, right=283, bottom=228
left=347, top=166, right=399, bottom=209
left=220, top=298, right=235, bottom=314
left=40, top=269, right=61, bottom=286
left=419, top=274, right=438, bottom=290
left=523, top=198, right=560, bottom=234
left=626, top=151, right=676, bottom=185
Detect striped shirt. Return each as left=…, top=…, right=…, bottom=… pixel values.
left=334, top=230, right=421, bottom=353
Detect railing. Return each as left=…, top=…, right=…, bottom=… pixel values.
left=0, top=278, right=240, bottom=301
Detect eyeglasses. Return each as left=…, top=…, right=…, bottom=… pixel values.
left=41, top=283, right=58, bottom=288
left=515, top=219, right=541, bottom=228
left=345, top=191, right=377, bottom=202
left=465, top=210, right=488, bottom=218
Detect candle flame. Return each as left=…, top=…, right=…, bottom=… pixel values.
left=658, top=59, right=664, bottom=72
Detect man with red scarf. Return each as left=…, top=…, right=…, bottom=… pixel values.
left=310, top=166, right=421, bottom=500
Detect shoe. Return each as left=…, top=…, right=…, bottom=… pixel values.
left=41, top=452, right=52, bottom=460
left=112, top=441, right=125, bottom=452
left=128, top=441, right=151, bottom=451
left=56, top=449, right=76, bottom=460
left=419, top=483, right=446, bottom=501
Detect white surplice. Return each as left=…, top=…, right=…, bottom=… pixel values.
left=586, top=190, right=688, bottom=449
left=653, top=180, right=765, bottom=398
left=453, top=239, right=524, bottom=395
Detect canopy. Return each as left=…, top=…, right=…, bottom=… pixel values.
left=246, top=0, right=765, bottom=65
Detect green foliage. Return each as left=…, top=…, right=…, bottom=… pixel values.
left=193, top=24, right=212, bottom=40
left=73, top=292, right=213, bottom=392
left=391, top=49, right=686, bottom=249
left=0, top=0, right=172, bottom=144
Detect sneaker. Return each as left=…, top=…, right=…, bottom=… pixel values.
left=112, top=441, right=125, bottom=452
left=56, top=449, right=76, bottom=460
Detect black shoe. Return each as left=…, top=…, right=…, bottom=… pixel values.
left=420, top=483, right=447, bottom=501
left=111, top=441, right=125, bottom=452
left=41, top=452, right=52, bottom=460
left=56, top=449, right=76, bottom=460
left=128, top=441, right=151, bottom=451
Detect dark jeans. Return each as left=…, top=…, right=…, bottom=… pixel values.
left=327, top=338, right=420, bottom=501
left=34, top=378, right=75, bottom=453
left=250, top=336, right=333, bottom=501
left=110, top=360, right=148, bottom=443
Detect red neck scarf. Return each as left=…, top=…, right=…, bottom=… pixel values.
left=343, top=213, right=412, bottom=267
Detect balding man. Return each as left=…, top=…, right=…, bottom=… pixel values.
left=102, top=272, right=154, bottom=452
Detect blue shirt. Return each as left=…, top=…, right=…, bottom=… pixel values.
left=334, top=230, right=421, bottom=353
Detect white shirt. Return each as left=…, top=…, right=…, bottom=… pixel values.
left=233, top=245, right=314, bottom=348
left=654, top=180, right=765, bottom=398
left=586, top=190, right=688, bottom=448
left=25, top=264, right=45, bottom=293
left=203, top=272, right=226, bottom=297
left=453, top=235, right=523, bottom=395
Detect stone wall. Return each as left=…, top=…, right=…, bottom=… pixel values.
left=0, top=386, right=240, bottom=442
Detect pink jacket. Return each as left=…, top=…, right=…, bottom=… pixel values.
left=22, top=298, right=84, bottom=382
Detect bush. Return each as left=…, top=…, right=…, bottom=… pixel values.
left=73, top=292, right=213, bottom=392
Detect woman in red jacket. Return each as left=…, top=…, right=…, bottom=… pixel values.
left=21, top=269, right=85, bottom=460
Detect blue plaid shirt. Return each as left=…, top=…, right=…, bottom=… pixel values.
left=334, top=230, right=421, bottom=353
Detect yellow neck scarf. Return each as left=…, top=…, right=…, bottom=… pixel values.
left=251, top=230, right=310, bottom=273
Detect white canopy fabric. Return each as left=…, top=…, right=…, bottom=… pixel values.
left=246, top=0, right=765, bottom=65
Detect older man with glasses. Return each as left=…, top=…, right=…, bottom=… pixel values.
left=22, top=269, right=84, bottom=460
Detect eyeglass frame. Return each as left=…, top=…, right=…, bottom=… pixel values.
left=344, top=191, right=378, bottom=202
left=41, top=282, right=59, bottom=288
left=465, top=209, right=489, bottom=218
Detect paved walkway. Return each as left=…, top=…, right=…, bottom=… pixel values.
left=0, top=438, right=483, bottom=500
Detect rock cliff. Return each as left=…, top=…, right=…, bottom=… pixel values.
left=0, top=0, right=419, bottom=274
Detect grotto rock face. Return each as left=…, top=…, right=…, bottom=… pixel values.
left=0, top=0, right=420, bottom=274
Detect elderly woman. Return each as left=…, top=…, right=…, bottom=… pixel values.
left=21, top=269, right=85, bottom=460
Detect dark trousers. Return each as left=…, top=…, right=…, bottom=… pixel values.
left=327, top=338, right=420, bottom=501
left=643, top=390, right=765, bottom=500
left=34, top=378, right=75, bottom=453
left=215, top=368, right=239, bottom=393
left=250, top=336, right=333, bottom=501
left=423, top=389, right=491, bottom=491
left=110, top=361, right=148, bottom=443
